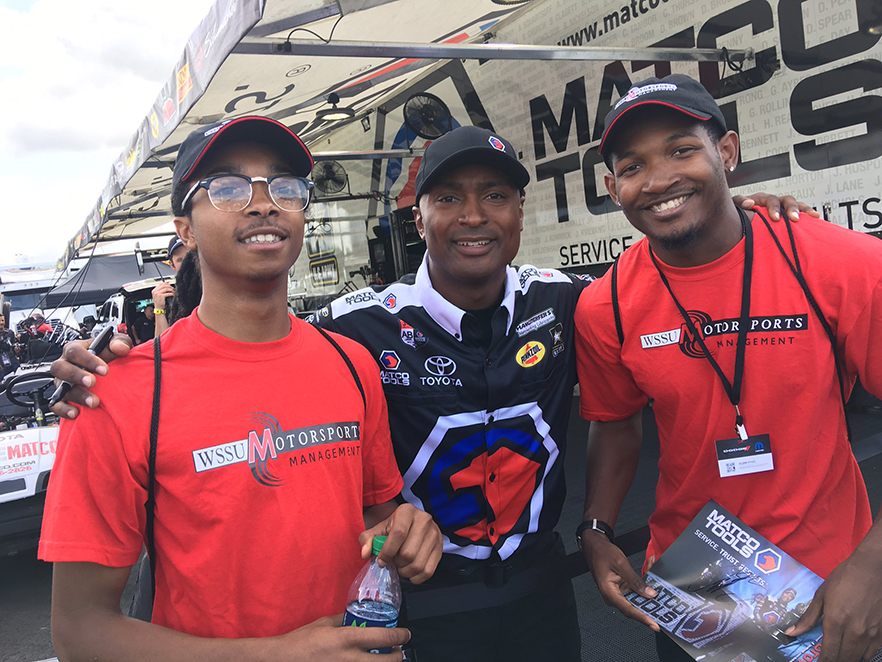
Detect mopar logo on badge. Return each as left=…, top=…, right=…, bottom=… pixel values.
left=422, top=356, right=462, bottom=386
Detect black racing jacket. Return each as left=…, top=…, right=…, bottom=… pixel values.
left=312, top=259, right=591, bottom=561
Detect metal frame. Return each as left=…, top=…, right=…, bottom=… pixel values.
left=237, top=38, right=753, bottom=64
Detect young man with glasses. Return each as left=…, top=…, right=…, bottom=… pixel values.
left=39, top=116, right=442, bottom=662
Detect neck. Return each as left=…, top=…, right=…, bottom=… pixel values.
left=196, top=276, right=291, bottom=342
left=650, top=202, right=744, bottom=268
left=427, top=262, right=508, bottom=311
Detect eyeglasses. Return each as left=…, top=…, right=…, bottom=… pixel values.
left=182, top=174, right=314, bottom=213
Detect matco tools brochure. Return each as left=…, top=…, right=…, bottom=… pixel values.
left=625, top=501, right=824, bottom=662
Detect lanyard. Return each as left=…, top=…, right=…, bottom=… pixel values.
left=649, top=209, right=753, bottom=440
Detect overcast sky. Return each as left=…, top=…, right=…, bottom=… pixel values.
left=0, top=0, right=217, bottom=267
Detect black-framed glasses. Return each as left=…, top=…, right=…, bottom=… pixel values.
left=182, top=174, right=314, bottom=213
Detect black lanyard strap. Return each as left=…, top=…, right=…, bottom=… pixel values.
left=649, top=209, right=752, bottom=427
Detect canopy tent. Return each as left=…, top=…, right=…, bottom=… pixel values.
left=57, top=0, right=748, bottom=270
left=44, top=255, right=174, bottom=309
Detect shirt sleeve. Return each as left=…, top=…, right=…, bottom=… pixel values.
left=842, top=270, right=882, bottom=400
left=575, top=279, right=649, bottom=422
left=39, top=405, right=146, bottom=568
left=347, top=340, right=403, bottom=506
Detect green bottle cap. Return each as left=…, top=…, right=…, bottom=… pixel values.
left=372, top=535, right=387, bottom=556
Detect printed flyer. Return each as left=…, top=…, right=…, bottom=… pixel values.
left=626, top=501, right=824, bottom=662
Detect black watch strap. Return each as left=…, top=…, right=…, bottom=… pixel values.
left=576, top=519, right=615, bottom=549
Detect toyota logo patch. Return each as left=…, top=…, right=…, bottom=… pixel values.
left=424, top=356, right=457, bottom=376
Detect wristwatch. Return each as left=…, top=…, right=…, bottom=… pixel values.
left=576, top=519, right=615, bottom=550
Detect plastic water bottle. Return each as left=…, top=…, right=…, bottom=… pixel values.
left=342, top=535, right=402, bottom=654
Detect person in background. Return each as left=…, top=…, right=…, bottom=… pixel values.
left=152, top=236, right=190, bottom=337
left=0, top=314, right=19, bottom=378
left=130, top=304, right=156, bottom=345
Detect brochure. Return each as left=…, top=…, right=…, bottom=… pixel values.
left=625, top=501, right=824, bottom=662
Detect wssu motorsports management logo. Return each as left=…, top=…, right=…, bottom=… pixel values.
left=640, top=311, right=808, bottom=358
left=191, top=412, right=361, bottom=487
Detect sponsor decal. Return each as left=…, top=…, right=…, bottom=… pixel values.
left=401, top=406, right=556, bottom=548
left=344, top=291, right=379, bottom=306
left=381, top=371, right=411, bottom=386
left=318, top=306, right=330, bottom=317
left=149, top=112, right=160, bottom=139
left=383, top=293, right=397, bottom=309
left=515, top=308, right=555, bottom=337
left=379, top=350, right=401, bottom=370
left=614, top=82, right=678, bottom=109
left=518, top=266, right=541, bottom=287
left=704, top=508, right=761, bottom=559
left=754, top=548, right=782, bottom=574
left=310, top=256, right=339, bottom=286
left=642, top=312, right=808, bottom=357
left=177, top=62, right=193, bottom=104
left=162, top=98, right=175, bottom=125
left=1, top=440, right=57, bottom=460
left=641, top=327, right=682, bottom=349
left=488, top=135, right=506, bottom=151
left=515, top=341, right=545, bottom=368
left=125, top=139, right=141, bottom=169
left=425, top=356, right=456, bottom=377
left=549, top=323, right=565, bottom=357
left=400, top=320, right=427, bottom=349
left=192, top=414, right=362, bottom=486
left=194, top=43, right=205, bottom=71
left=422, top=356, right=461, bottom=387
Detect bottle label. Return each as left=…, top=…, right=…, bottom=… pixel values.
left=343, top=602, right=398, bottom=654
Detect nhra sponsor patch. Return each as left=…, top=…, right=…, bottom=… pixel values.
left=515, top=341, right=545, bottom=368
left=400, top=320, right=427, bottom=349
left=515, top=308, right=555, bottom=337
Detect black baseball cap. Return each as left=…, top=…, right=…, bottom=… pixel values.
left=414, top=125, right=530, bottom=202
left=172, top=116, right=314, bottom=189
left=599, top=74, right=728, bottom=167
left=167, top=236, right=186, bottom=260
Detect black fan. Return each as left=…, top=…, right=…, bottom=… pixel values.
left=312, top=160, right=348, bottom=195
left=403, top=93, right=453, bottom=140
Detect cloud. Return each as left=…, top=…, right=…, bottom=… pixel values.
left=0, top=0, right=216, bottom=264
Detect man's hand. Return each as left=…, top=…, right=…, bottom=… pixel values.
left=733, top=192, right=821, bottom=222
left=581, top=531, right=660, bottom=632
left=49, top=334, right=133, bottom=419
left=151, top=282, right=175, bottom=309
left=280, top=614, right=410, bottom=660
left=360, top=503, right=443, bottom=585
left=785, top=545, right=882, bottom=662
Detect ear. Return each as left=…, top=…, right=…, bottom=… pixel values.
left=603, top=173, right=619, bottom=206
left=518, top=194, right=525, bottom=232
left=174, top=217, right=197, bottom=250
left=413, top=205, right=426, bottom=240
left=717, top=130, right=740, bottom=172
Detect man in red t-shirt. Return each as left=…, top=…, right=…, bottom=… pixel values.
left=575, top=75, right=882, bottom=662
left=39, top=117, right=442, bottom=661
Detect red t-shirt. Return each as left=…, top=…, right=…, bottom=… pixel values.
left=576, top=211, right=882, bottom=578
left=40, top=312, right=402, bottom=638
